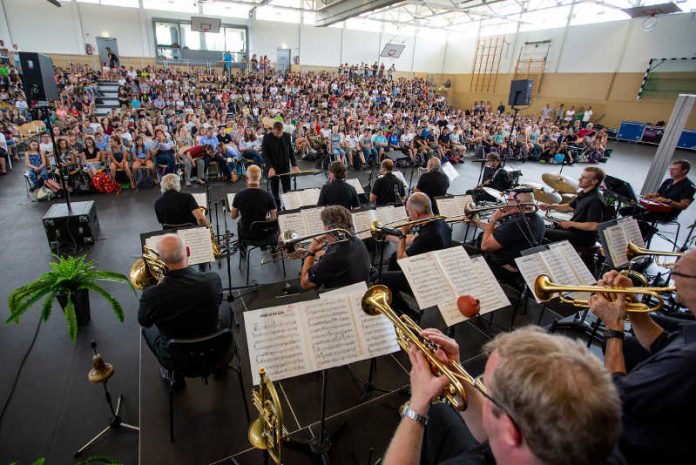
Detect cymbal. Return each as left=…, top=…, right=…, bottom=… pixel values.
left=560, top=193, right=576, bottom=205
left=482, top=187, right=504, bottom=202
left=520, top=181, right=545, bottom=190
left=541, top=173, right=578, bottom=194
left=532, top=187, right=562, bottom=204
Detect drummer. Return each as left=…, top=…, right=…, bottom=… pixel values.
left=539, top=167, right=606, bottom=248
left=466, top=153, right=512, bottom=202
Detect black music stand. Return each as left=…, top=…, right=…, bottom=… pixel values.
left=346, top=358, right=390, bottom=402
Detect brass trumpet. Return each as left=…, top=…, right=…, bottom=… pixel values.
left=128, top=246, right=168, bottom=290
left=533, top=274, right=675, bottom=313
left=369, top=215, right=446, bottom=239
left=260, top=228, right=352, bottom=264
left=248, top=368, right=286, bottom=465
left=626, top=242, right=683, bottom=269
left=361, top=285, right=486, bottom=411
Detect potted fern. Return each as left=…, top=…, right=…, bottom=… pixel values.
left=6, top=255, right=133, bottom=342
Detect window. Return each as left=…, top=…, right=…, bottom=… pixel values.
left=180, top=24, right=201, bottom=50
left=155, top=22, right=179, bottom=47
left=153, top=20, right=247, bottom=57
left=225, top=28, right=246, bottom=54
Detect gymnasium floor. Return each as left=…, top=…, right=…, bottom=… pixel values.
left=0, top=141, right=694, bottom=465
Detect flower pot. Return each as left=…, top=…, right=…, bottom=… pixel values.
left=57, top=288, right=91, bottom=326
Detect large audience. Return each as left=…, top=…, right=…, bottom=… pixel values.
left=0, top=58, right=609, bottom=192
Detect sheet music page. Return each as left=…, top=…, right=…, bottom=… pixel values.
left=392, top=170, right=408, bottom=189
left=441, top=162, right=459, bottom=182
left=278, top=211, right=307, bottom=236
left=351, top=210, right=378, bottom=239
left=376, top=206, right=395, bottom=225
left=548, top=241, right=595, bottom=285
left=470, top=256, right=511, bottom=311
left=245, top=304, right=310, bottom=385
left=604, top=224, right=628, bottom=267
left=515, top=254, right=550, bottom=303
left=320, top=282, right=369, bottom=298
left=436, top=197, right=462, bottom=219
left=346, top=178, right=365, bottom=195
left=389, top=205, right=408, bottom=224
left=144, top=234, right=162, bottom=251
left=176, top=227, right=214, bottom=265
left=540, top=247, right=577, bottom=286
left=301, top=207, right=325, bottom=237
left=301, top=188, right=321, bottom=207
left=399, top=253, right=452, bottom=309
left=191, top=193, right=207, bottom=209
left=302, top=296, right=362, bottom=371
left=226, top=193, right=235, bottom=211
left=281, top=191, right=302, bottom=211
left=348, top=292, right=401, bottom=358
left=620, top=216, right=645, bottom=248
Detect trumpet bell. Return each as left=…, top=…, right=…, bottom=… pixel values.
left=534, top=274, right=555, bottom=302
left=361, top=284, right=392, bottom=316
left=128, top=258, right=157, bottom=290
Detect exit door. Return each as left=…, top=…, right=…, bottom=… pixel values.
left=276, top=48, right=291, bottom=73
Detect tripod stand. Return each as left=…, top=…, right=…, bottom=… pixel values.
left=73, top=341, right=138, bottom=457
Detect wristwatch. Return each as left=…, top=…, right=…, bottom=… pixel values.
left=400, top=401, right=428, bottom=427
left=604, top=329, right=625, bottom=341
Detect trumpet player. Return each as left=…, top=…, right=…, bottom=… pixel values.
left=293, top=205, right=370, bottom=290
left=382, top=326, right=622, bottom=465
left=588, top=249, right=696, bottom=465
left=155, top=173, right=207, bottom=228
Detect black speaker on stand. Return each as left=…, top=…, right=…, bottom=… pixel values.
left=504, top=79, right=534, bottom=165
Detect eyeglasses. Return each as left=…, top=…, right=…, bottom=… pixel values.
left=473, top=374, right=519, bottom=429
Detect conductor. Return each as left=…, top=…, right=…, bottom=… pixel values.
left=262, top=121, right=299, bottom=208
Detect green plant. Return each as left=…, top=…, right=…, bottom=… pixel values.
left=6, top=255, right=133, bottom=342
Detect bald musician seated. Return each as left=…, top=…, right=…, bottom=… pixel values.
left=138, top=234, right=226, bottom=385
left=155, top=173, right=207, bottom=229
left=292, top=205, right=370, bottom=290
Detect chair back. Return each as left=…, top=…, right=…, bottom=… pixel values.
left=165, top=328, right=233, bottom=378
left=241, top=220, right=279, bottom=247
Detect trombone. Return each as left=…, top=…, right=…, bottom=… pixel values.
left=626, top=242, right=683, bottom=270
left=462, top=201, right=539, bottom=221
left=362, top=285, right=486, bottom=411
left=533, top=274, right=675, bottom=313
left=369, top=215, right=446, bottom=239
left=260, top=228, right=352, bottom=264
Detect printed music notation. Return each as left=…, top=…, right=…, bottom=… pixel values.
left=277, top=206, right=325, bottom=238
left=399, top=247, right=510, bottom=326
left=350, top=206, right=409, bottom=240
left=436, top=195, right=474, bottom=219
left=515, top=240, right=596, bottom=303
left=192, top=192, right=207, bottom=209
left=392, top=170, right=409, bottom=189
left=226, top=193, right=235, bottom=211
left=599, top=217, right=644, bottom=268
left=280, top=188, right=321, bottom=211
left=143, top=226, right=215, bottom=265
left=346, top=178, right=365, bottom=195
left=245, top=284, right=399, bottom=385
left=441, top=162, right=459, bottom=182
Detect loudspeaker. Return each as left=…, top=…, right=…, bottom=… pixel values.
left=19, top=52, right=58, bottom=105
left=43, top=201, right=100, bottom=253
left=508, top=79, right=534, bottom=106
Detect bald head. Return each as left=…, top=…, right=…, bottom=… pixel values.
left=427, top=157, right=441, bottom=172
left=156, top=234, right=188, bottom=268
left=407, top=192, right=433, bottom=217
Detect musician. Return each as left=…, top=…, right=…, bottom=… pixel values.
left=317, top=161, right=360, bottom=210
left=414, top=157, right=450, bottom=215
left=466, top=153, right=511, bottom=202
left=230, top=165, right=278, bottom=246
left=294, top=205, right=370, bottom=290
left=154, top=173, right=206, bottom=228
left=138, top=234, right=225, bottom=384
left=466, top=191, right=545, bottom=281
left=589, top=249, right=696, bottom=465
left=262, top=121, right=299, bottom=208
left=540, top=167, right=606, bottom=247
left=370, top=159, right=406, bottom=206
left=621, top=160, right=695, bottom=239
left=383, top=326, right=622, bottom=465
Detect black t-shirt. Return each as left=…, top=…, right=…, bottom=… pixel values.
left=568, top=188, right=605, bottom=243
left=261, top=132, right=297, bottom=174
left=308, top=236, right=370, bottom=289
left=371, top=172, right=405, bottom=206
left=155, top=190, right=198, bottom=227
left=138, top=267, right=222, bottom=340
left=217, top=133, right=231, bottom=145
left=657, top=177, right=696, bottom=204
left=317, top=179, right=360, bottom=210
left=232, top=187, right=277, bottom=234
left=491, top=213, right=545, bottom=266
left=485, top=168, right=511, bottom=192
left=407, top=219, right=452, bottom=257
left=417, top=171, right=450, bottom=214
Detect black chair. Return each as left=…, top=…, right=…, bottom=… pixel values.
left=238, top=219, right=284, bottom=285
left=162, top=327, right=250, bottom=442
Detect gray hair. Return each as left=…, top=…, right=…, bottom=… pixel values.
left=407, top=192, right=433, bottom=215
left=160, top=173, right=181, bottom=193
left=155, top=234, right=186, bottom=265
left=428, top=157, right=441, bottom=172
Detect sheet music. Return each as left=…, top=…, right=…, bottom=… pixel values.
left=515, top=254, right=550, bottom=303
left=301, top=207, right=325, bottom=238
left=436, top=197, right=460, bottom=219
left=245, top=304, right=310, bottom=385
left=441, top=162, right=459, bottom=182
left=278, top=211, right=307, bottom=236
left=601, top=217, right=644, bottom=268
left=470, top=256, right=511, bottom=312
left=226, top=193, right=236, bottom=211
left=301, top=188, right=321, bottom=207
left=320, top=281, right=369, bottom=298
left=304, top=296, right=361, bottom=370
left=281, top=188, right=321, bottom=210
left=621, top=217, right=644, bottom=248
left=346, top=178, right=365, bottom=195
left=191, top=193, right=207, bottom=209
left=548, top=241, right=595, bottom=285
left=392, top=170, right=409, bottom=189
left=352, top=210, right=378, bottom=240
left=176, top=227, right=215, bottom=265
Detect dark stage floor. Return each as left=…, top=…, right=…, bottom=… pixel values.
left=1, top=141, right=694, bottom=465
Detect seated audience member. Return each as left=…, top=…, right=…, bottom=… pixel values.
left=230, top=165, right=278, bottom=245
left=138, top=234, right=225, bottom=383
left=317, top=161, right=360, bottom=210
left=107, top=134, right=134, bottom=186
left=589, top=250, right=696, bottom=465
left=25, top=140, right=48, bottom=188
left=414, top=157, right=450, bottom=215
left=131, top=135, right=155, bottom=184
left=154, top=173, right=206, bottom=228
left=382, top=326, right=623, bottom=465
left=150, top=128, right=177, bottom=174
left=370, top=159, right=406, bottom=206
left=180, top=144, right=207, bottom=185
left=82, top=136, right=104, bottom=177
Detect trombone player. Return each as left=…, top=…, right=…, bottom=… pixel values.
left=588, top=248, right=696, bottom=465
left=292, top=205, right=370, bottom=290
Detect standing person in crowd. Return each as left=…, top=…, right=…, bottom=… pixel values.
left=262, top=121, right=299, bottom=208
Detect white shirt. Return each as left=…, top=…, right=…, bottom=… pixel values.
left=0, top=132, right=7, bottom=151
left=582, top=110, right=593, bottom=122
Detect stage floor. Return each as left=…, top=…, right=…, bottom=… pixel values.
left=1, top=141, right=694, bottom=465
